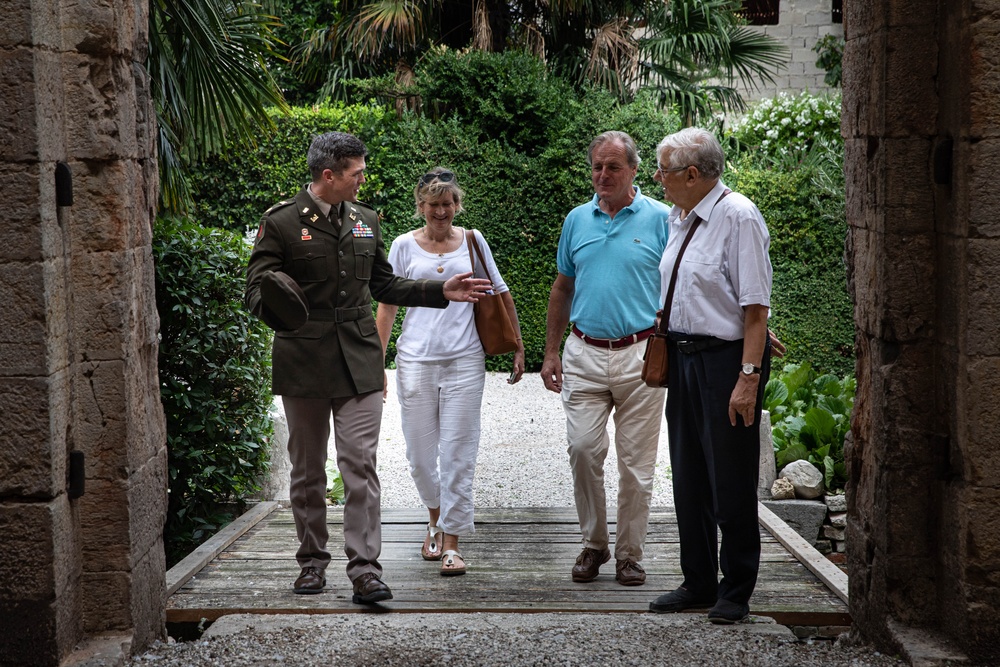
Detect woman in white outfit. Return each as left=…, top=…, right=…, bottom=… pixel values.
left=376, top=167, right=525, bottom=575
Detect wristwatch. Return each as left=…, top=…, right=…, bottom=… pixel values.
left=741, top=362, right=761, bottom=376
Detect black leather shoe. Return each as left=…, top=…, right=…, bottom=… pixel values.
left=293, top=566, right=326, bottom=595
left=615, top=558, right=646, bottom=586
left=707, top=598, right=750, bottom=624
left=649, top=587, right=715, bottom=613
left=352, top=572, right=393, bottom=604
left=571, top=547, right=611, bottom=582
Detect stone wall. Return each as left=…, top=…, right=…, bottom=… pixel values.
left=843, top=1, right=1000, bottom=663
left=0, top=0, right=167, bottom=664
left=738, top=0, right=844, bottom=101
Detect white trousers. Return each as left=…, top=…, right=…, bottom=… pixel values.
left=396, top=352, right=486, bottom=536
left=561, top=333, right=666, bottom=561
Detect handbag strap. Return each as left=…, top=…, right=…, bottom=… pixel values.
left=658, top=189, right=731, bottom=334
left=465, top=230, right=496, bottom=287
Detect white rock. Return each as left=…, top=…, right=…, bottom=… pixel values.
left=780, top=460, right=825, bottom=499
left=771, top=477, right=796, bottom=500
left=825, top=493, right=847, bottom=512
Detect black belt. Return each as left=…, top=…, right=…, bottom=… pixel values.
left=572, top=325, right=655, bottom=349
left=309, top=307, right=369, bottom=322
left=668, top=332, right=738, bottom=354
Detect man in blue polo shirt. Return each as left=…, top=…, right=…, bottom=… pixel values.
left=541, top=130, right=671, bottom=587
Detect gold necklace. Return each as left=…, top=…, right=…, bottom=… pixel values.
left=421, top=227, right=451, bottom=273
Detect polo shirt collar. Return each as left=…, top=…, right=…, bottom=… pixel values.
left=590, top=185, right=645, bottom=215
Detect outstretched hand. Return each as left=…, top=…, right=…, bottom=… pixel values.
left=768, top=328, right=786, bottom=358
left=443, top=272, right=492, bottom=302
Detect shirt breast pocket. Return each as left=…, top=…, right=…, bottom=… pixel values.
left=290, top=242, right=328, bottom=283
left=353, top=239, right=376, bottom=280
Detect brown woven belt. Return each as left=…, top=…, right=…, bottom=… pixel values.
left=572, top=325, right=655, bottom=349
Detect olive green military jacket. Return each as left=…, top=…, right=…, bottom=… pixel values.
left=246, top=187, right=448, bottom=398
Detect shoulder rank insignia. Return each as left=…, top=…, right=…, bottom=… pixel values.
left=351, top=221, right=374, bottom=238
left=264, top=199, right=294, bottom=215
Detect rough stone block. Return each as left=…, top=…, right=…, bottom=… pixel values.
left=883, top=231, right=936, bottom=342
left=0, top=0, right=32, bottom=47
left=0, top=599, right=63, bottom=666
left=127, top=452, right=169, bottom=560
left=79, top=478, right=131, bottom=572
left=842, top=33, right=887, bottom=137
left=762, top=499, right=828, bottom=542
left=967, top=239, right=1000, bottom=356
left=0, top=262, right=49, bottom=377
left=69, top=250, right=132, bottom=355
left=965, top=358, right=1000, bottom=484
left=823, top=525, right=846, bottom=540
left=883, top=139, right=935, bottom=234
left=0, top=499, right=78, bottom=601
left=81, top=571, right=131, bottom=633
left=843, top=139, right=883, bottom=232
left=0, top=48, right=40, bottom=162
left=846, top=228, right=885, bottom=338
left=61, top=53, right=138, bottom=160
left=829, top=511, right=848, bottom=528
left=69, top=159, right=150, bottom=254
left=968, top=140, right=1000, bottom=238
left=0, top=375, right=68, bottom=497
left=126, top=543, right=167, bottom=648
left=825, top=494, right=847, bottom=512
left=2, top=163, right=56, bottom=264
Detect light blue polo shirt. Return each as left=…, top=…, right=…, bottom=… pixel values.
left=556, top=186, right=671, bottom=339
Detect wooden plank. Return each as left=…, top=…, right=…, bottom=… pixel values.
left=757, top=501, right=849, bottom=604
left=166, top=501, right=279, bottom=596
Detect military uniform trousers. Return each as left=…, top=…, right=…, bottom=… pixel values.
left=283, top=390, right=385, bottom=583
left=560, top=333, right=666, bottom=562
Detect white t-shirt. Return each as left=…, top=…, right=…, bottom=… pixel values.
left=387, top=229, right=510, bottom=362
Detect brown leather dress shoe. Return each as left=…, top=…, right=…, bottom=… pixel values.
left=615, top=558, right=646, bottom=586
left=352, top=572, right=393, bottom=604
left=571, top=547, right=611, bottom=582
left=293, top=566, right=326, bottom=594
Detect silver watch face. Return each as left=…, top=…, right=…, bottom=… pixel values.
left=742, top=363, right=755, bottom=375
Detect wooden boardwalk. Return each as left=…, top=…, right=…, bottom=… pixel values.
left=166, top=504, right=849, bottom=627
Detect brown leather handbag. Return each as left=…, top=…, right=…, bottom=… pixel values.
left=466, top=231, right=518, bottom=355
left=641, top=216, right=704, bottom=388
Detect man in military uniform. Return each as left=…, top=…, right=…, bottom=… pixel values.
left=245, top=131, right=490, bottom=604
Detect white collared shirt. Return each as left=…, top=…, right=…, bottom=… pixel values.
left=658, top=180, right=772, bottom=340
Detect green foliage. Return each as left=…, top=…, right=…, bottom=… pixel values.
left=812, top=35, right=844, bottom=88
left=154, top=215, right=274, bottom=566
left=726, top=92, right=852, bottom=377
left=187, top=53, right=679, bottom=372
left=728, top=91, right=842, bottom=158
left=147, top=0, right=288, bottom=213
left=325, top=460, right=345, bottom=505
left=765, top=363, right=854, bottom=493
left=188, top=104, right=394, bottom=234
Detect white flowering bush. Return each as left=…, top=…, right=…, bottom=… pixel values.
left=728, top=91, right=842, bottom=158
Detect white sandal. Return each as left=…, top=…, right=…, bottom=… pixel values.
left=421, top=524, right=443, bottom=561
left=440, top=550, right=466, bottom=576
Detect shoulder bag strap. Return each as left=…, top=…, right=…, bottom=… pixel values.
left=658, top=189, right=732, bottom=334
left=465, top=230, right=496, bottom=287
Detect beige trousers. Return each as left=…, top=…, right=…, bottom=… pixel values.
left=561, top=334, right=666, bottom=561
left=283, top=391, right=384, bottom=583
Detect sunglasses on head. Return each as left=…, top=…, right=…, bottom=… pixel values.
left=418, top=171, right=455, bottom=188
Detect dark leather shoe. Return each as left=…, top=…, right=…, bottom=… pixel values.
left=615, top=558, right=646, bottom=586
left=293, top=566, right=326, bottom=595
left=571, top=547, right=611, bottom=582
left=708, top=598, right=750, bottom=624
left=352, top=572, right=393, bottom=604
left=649, top=587, right=716, bottom=613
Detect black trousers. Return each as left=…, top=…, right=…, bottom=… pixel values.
left=666, top=335, right=770, bottom=606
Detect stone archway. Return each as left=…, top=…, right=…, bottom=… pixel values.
left=0, top=2, right=167, bottom=664
left=844, top=2, right=999, bottom=663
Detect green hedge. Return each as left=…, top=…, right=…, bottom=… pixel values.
left=185, top=51, right=851, bottom=375
left=154, top=216, right=274, bottom=566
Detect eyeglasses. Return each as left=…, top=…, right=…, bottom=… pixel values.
left=657, top=164, right=692, bottom=174
left=418, top=171, right=455, bottom=188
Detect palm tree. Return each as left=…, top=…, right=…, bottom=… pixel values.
left=290, top=0, right=785, bottom=124
left=638, top=0, right=788, bottom=125
left=148, top=0, right=288, bottom=212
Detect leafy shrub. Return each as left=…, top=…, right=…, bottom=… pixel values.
left=727, top=92, right=853, bottom=377
left=812, top=35, right=844, bottom=88
left=728, top=91, right=842, bottom=158
left=154, top=215, right=274, bottom=566
left=765, top=363, right=854, bottom=493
